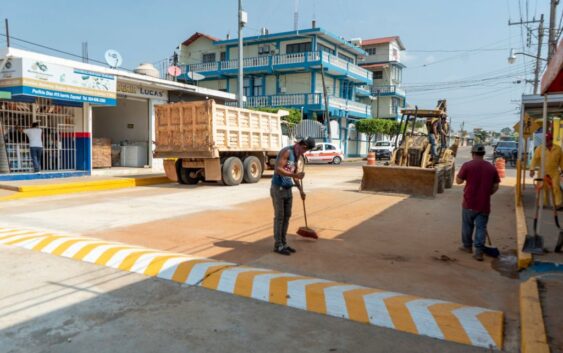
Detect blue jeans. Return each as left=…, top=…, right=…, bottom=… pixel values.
left=462, top=208, right=489, bottom=253
left=30, top=147, right=42, bottom=172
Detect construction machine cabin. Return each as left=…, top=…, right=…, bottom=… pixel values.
left=154, top=100, right=287, bottom=186
left=361, top=100, right=458, bottom=197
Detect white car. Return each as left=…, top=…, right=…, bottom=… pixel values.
left=369, top=141, right=394, bottom=160
left=304, top=143, right=344, bottom=164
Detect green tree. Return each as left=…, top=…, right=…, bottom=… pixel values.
left=500, top=127, right=512, bottom=135
left=356, top=119, right=397, bottom=145
left=252, top=107, right=302, bottom=125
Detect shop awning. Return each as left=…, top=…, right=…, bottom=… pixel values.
left=541, top=39, right=563, bottom=94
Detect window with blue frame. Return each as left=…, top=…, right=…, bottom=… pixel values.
left=286, top=42, right=312, bottom=54
left=338, top=53, right=353, bottom=63
left=253, top=77, right=263, bottom=96
left=220, top=51, right=226, bottom=61
left=318, top=43, right=335, bottom=55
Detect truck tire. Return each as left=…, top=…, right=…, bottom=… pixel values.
left=437, top=169, right=445, bottom=194
left=176, top=160, right=187, bottom=185
left=222, top=157, right=244, bottom=186
left=243, top=156, right=262, bottom=183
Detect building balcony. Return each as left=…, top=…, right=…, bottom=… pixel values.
left=355, top=85, right=371, bottom=97
left=225, top=93, right=371, bottom=118
left=371, top=85, right=406, bottom=97
left=182, top=52, right=373, bottom=84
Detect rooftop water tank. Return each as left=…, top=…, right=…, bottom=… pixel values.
left=134, top=63, right=160, bottom=78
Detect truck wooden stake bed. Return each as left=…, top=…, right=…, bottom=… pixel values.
left=154, top=100, right=288, bottom=186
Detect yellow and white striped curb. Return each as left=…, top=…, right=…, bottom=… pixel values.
left=0, top=226, right=504, bottom=349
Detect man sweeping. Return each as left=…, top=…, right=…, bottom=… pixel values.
left=456, top=144, right=500, bottom=261
left=271, top=137, right=316, bottom=256
left=529, top=132, right=563, bottom=209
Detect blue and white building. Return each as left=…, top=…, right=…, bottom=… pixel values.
left=177, top=27, right=375, bottom=157
left=359, top=36, right=407, bottom=121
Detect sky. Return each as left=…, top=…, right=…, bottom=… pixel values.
left=1, top=0, right=559, bottom=132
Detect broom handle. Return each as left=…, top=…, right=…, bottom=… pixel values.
left=298, top=183, right=308, bottom=228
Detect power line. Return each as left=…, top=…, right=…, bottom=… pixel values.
left=0, top=32, right=135, bottom=72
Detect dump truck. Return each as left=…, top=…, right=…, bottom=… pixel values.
left=361, top=100, right=458, bottom=197
left=154, top=100, right=287, bottom=186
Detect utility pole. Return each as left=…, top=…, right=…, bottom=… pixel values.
left=81, top=42, right=89, bottom=63
left=4, top=19, right=9, bottom=47
left=238, top=0, right=246, bottom=108
left=509, top=17, right=543, bottom=93
left=533, top=15, right=545, bottom=94
left=548, top=0, right=560, bottom=61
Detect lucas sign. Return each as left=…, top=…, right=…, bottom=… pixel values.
left=0, top=57, right=117, bottom=105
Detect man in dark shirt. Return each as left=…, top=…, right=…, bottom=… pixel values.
left=456, top=144, right=500, bottom=261
left=270, top=137, right=315, bottom=255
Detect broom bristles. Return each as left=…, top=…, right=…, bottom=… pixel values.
left=297, top=227, right=318, bottom=239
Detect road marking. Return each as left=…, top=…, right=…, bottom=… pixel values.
left=0, top=225, right=504, bottom=350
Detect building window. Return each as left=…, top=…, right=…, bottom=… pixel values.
left=253, top=77, right=263, bottom=96
left=220, top=52, right=226, bottom=61
left=338, top=53, right=353, bottom=63
left=365, top=47, right=377, bottom=55
left=373, top=71, right=383, bottom=80
left=286, top=42, right=312, bottom=54
left=258, top=45, right=272, bottom=55
left=202, top=53, right=216, bottom=63
left=392, top=98, right=399, bottom=114
left=318, top=43, right=335, bottom=55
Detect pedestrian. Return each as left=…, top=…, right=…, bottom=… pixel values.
left=426, top=117, right=440, bottom=162
left=19, top=122, right=43, bottom=173
left=440, top=116, right=449, bottom=150
left=456, top=144, right=500, bottom=261
left=271, top=137, right=316, bottom=255
left=529, top=132, right=563, bottom=209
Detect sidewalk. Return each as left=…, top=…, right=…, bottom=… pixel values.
left=520, top=184, right=563, bottom=353
left=0, top=174, right=170, bottom=201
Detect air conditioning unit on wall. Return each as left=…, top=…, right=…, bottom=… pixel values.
left=280, top=87, right=287, bottom=93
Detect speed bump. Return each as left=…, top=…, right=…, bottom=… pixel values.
left=0, top=226, right=504, bottom=349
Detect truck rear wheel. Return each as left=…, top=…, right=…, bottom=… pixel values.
left=176, top=160, right=187, bottom=185
left=222, top=157, right=244, bottom=186
left=243, top=156, right=262, bottom=183
left=445, top=164, right=455, bottom=189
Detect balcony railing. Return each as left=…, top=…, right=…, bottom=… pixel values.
left=184, top=51, right=372, bottom=83
left=371, top=85, right=406, bottom=97
left=225, top=93, right=370, bottom=117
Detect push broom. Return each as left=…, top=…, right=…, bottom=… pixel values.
left=296, top=182, right=318, bottom=239
left=294, top=157, right=318, bottom=239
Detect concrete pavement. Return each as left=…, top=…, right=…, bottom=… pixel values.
left=0, top=147, right=521, bottom=352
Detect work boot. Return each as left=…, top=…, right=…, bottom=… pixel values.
left=274, top=246, right=291, bottom=256
left=473, top=251, right=484, bottom=262
left=284, top=245, right=296, bottom=253
left=458, top=246, right=472, bottom=254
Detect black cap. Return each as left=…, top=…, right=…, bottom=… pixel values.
left=299, top=137, right=316, bottom=150
left=471, top=144, right=486, bottom=154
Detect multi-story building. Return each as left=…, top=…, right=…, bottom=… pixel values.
left=176, top=26, right=374, bottom=156
left=358, top=36, right=407, bottom=120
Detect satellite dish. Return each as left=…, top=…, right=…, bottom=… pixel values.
left=167, top=66, right=182, bottom=77
left=187, top=71, right=205, bottom=81
left=104, top=49, right=123, bottom=68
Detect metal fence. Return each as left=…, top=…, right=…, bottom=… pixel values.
left=0, top=98, right=76, bottom=174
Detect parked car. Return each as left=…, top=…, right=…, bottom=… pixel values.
left=304, top=143, right=344, bottom=165
left=369, top=141, right=394, bottom=160
left=493, top=141, right=518, bottom=162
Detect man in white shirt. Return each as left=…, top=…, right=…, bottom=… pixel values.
left=21, top=122, right=43, bottom=173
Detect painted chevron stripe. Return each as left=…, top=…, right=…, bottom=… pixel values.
left=0, top=225, right=503, bottom=349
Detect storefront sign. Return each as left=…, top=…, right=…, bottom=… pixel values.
left=0, top=58, right=116, bottom=105
left=117, top=82, right=168, bottom=100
